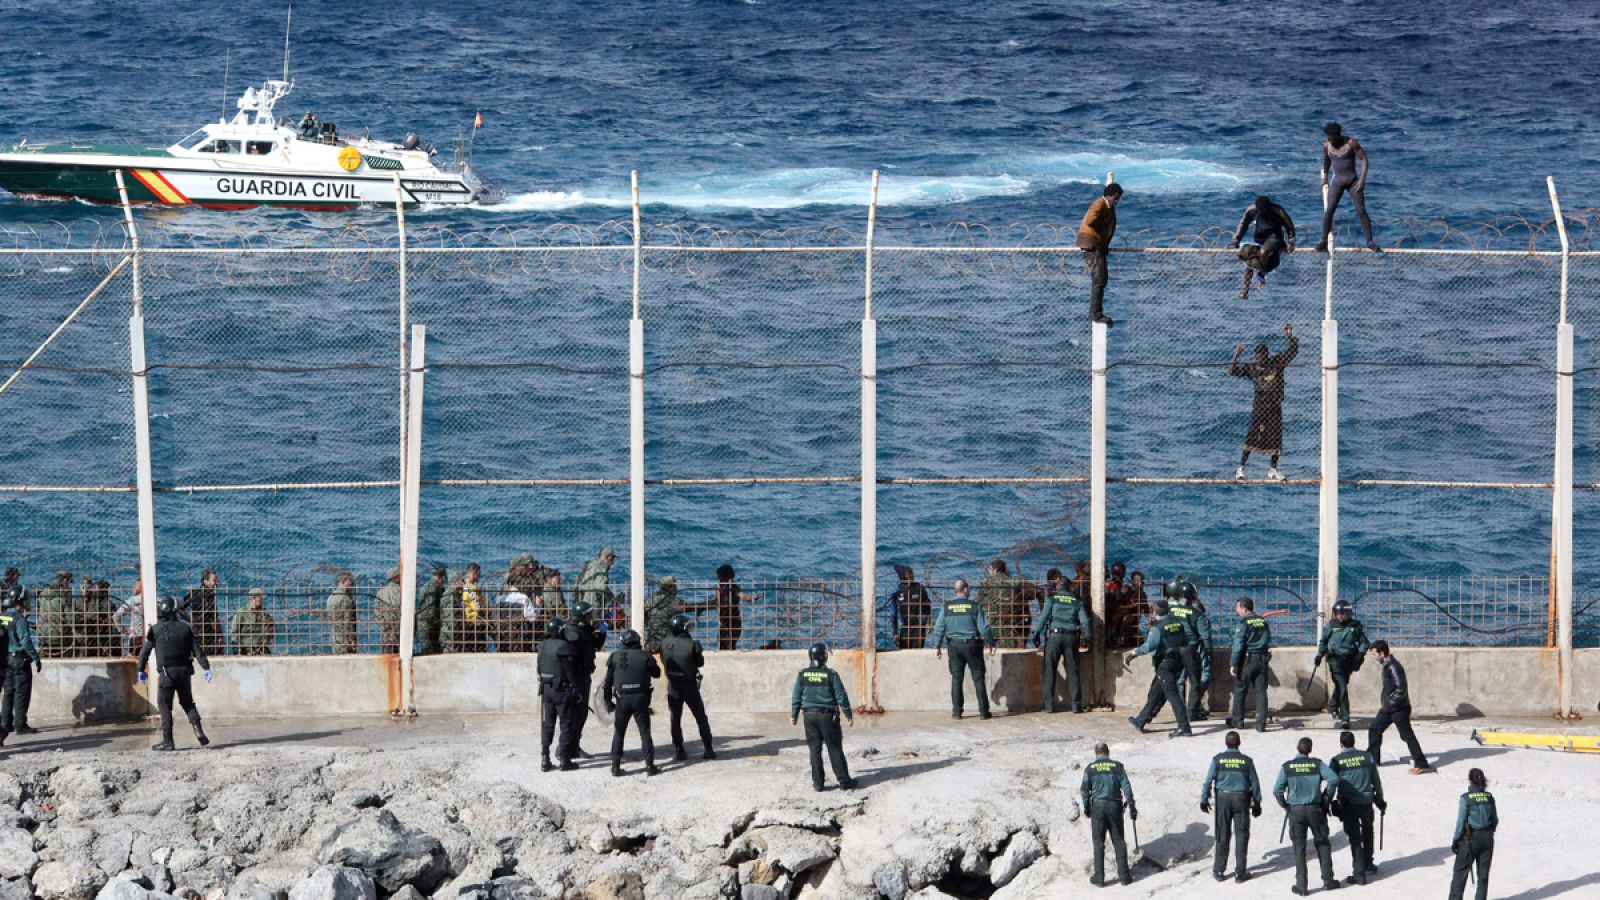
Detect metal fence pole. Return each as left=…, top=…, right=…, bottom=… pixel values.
left=397, top=324, right=425, bottom=716
left=1317, top=181, right=1340, bottom=646
left=1547, top=176, right=1576, bottom=720
left=629, top=171, right=647, bottom=631
left=1089, top=170, right=1112, bottom=705
left=393, top=176, right=410, bottom=540
left=115, top=171, right=159, bottom=636
left=861, top=171, right=881, bottom=710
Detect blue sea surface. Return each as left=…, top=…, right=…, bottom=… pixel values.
left=2, top=0, right=1598, bottom=645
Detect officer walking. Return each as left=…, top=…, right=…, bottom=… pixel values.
left=536, top=618, right=578, bottom=772
left=563, top=600, right=607, bottom=760
left=1125, top=599, right=1193, bottom=737
left=1165, top=576, right=1211, bottom=721
left=136, top=597, right=212, bottom=751
left=1228, top=597, right=1272, bottom=732
left=1330, top=730, right=1386, bottom=886
left=1273, top=736, right=1341, bottom=896
left=1447, top=768, right=1496, bottom=900
left=790, top=642, right=856, bottom=792
left=1201, top=730, right=1262, bottom=883
left=931, top=579, right=995, bottom=719
left=1030, top=567, right=1091, bottom=713
left=1080, top=742, right=1135, bottom=887
left=0, top=589, right=41, bottom=738
left=1316, top=601, right=1370, bottom=729
left=602, top=629, right=660, bottom=777
left=1366, top=641, right=1431, bottom=773
left=660, top=613, right=716, bottom=761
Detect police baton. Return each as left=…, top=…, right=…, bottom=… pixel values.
left=1131, top=816, right=1140, bottom=853
left=1300, top=657, right=1323, bottom=696
left=1379, top=809, right=1385, bottom=851
left=1279, top=809, right=1289, bottom=843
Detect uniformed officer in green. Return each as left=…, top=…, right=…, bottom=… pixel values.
left=1030, top=567, right=1091, bottom=713
left=416, top=564, right=446, bottom=655
left=660, top=613, right=716, bottom=761
left=791, top=642, right=856, bottom=792
left=1316, top=600, right=1370, bottom=729
left=1447, top=768, right=1496, bottom=900
left=931, top=579, right=995, bottom=719
left=1330, top=730, right=1386, bottom=885
left=602, top=629, right=661, bottom=777
left=1201, top=730, right=1262, bottom=882
left=1165, top=576, right=1213, bottom=721
left=1228, top=597, right=1272, bottom=732
left=1080, top=742, right=1135, bottom=887
left=537, top=617, right=578, bottom=772
left=1125, top=599, right=1193, bottom=737
left=1273, top=737, right=1340, bottom=896
left=0, top=590, right=41, bottom=740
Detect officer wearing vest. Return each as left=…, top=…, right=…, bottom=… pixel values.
left=1330, top=730, right=1386, bottom=886
left=791, top=642, right=856, bottom=792
left=0, top=591, right=38, bottom=743
left=136, top=597, right=212, bottom=752
left=931, top=579, right=995, bottom=719
left=1080, top=742, right=1135, bottom=887
left=1030, top=568, right=1091, bottom=713
left=602, top=629, right=661, bottom=777
left=660, top=613, right=716, bottom=762
left=564, top=600, right=607, bottom=760
left=1228, top=597, right=1272, bottom=732
left=1272, top=737, right=1340, bottom=896
left=1165, top=576, right=1211, bottom=721
left=1316, top=600, right=1370, bottom=729
left=1448, top=768, right=1496, bottom=900
left=536, top=617, right=578, bottom=772
left=1201, top=730, right=1262, bottom=883
left=1125, top=599, right=1193, bottom=737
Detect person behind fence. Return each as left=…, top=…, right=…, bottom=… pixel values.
left=603, top=628, right=660, bottom=777
left=138, top=596, right=212, bottom=752
left=1331, top=729, right=1386, bottom=886
left=36, top=570, right=71, bottom=658
left=376, top=567, right=403, bottom=655
left=574, top=548, right=616, bottom=614
left=712, top=563, right=746, bottom=651
left=1448, top=768, right=1497, bottom=900
left=644, top=576, right=683, bottom=654
left=539, top=569, right=566, bottom=620
left=84, top=579, right=117, bottom=657
left=1231, top=323, right=1299, bottom=482
left=1228, top=597, right=1272, bottom=732
left=1031, top=567, right=1090, bottom=713
left=117, top=579, right=144, bottom=657
left=452, top=563, right=489, bottom=652
left=0, top=592, right=40, bottom=740
left=1227, top=196, right=1296, bottom=299
left=183, top=570, right=222, bottom=659
left=1125, top=598, right=1193, bottom=737
left=874, top=580, right=901, bottom=652
left=564, top=600, right=607, bottom=760
left=1077, top=182, right=1124, bottom=327
left=791, top=641, right=856, bottom=792
left=230, top=588, right=276, bottom=656
left=1366, top=640, right=1431, bottom=774
left=1081, top=742, right=1135, bottom=887
left=1201, top=730, right=1262, bottom=883
left=1165, top=576, right=1211, bottom=722
left=1274, top=736, right=1340, bottom=896
left=1317, top=122, right=1380, bottom=253
left=1316, top=600, right=1370, bottom=729
left=889, top=564, right=932, bottom=649
left=76, top=577, right=98, bottom=658
left=976, top=559, right=1022, bottom=647
left=661, top=613, right=717, bottom=762
left=326, top=571, right=358, bottom=654
left=417, top=564, right=446, bottom=655
left=537, top=617, right=579, bottom=772
left=497, top=577, right=534, bottom=654
left=932, top=578, right=995, bottom=720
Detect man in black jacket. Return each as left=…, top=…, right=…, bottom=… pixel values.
left=660, top=614, right=716, bottom=762
left=1227, top=196, right=1296, bottom=299
left=603, top=629, right=661, bottom=777
left=1366, top=641, right=1431, bottom=773
left=137, top=596, right=212, bottom=751
left=536, top=618, right=577, bottom=772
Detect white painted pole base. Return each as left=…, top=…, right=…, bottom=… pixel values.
left=397, top=324, right=425, bottom=716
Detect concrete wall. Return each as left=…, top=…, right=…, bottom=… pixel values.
left=25, top=647, right=1598, bottom=724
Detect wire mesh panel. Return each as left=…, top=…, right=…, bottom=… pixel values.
left=1569, top=254, right=1600, bottom=647
left=1350, top=576, right=1551, bottom=648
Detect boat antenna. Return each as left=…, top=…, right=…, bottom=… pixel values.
left=282, top=5, right=293, bottom=83
left=221, top=49, right=230, bottom=121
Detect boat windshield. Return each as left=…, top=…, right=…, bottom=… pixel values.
left=177, top=130, right=209, bottom=150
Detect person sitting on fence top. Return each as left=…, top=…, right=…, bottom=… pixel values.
left=1231, top=323, right=1299, bottom=482
left=1227, top=196, right=1296, bottom=299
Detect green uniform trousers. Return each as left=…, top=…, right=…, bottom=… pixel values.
left=1134, top=658, right=1190, bottom=730
left=1043, top=630, right=1081, bottom=712
left=947, top=638, right=989, bottom=716
left=1179, top=645, right=1207, bottom=719
left=802, top=709, right=851, bottom=789
left=2, top=655, right=33, bottom=732
left=1088, top=799, right=1130, bottom=884
left=1447, top=831, right=1493, bottom=900
left=1289, top=804, right=1335, bottom=891
left=1328, top=654, right=1358, bottom=723
left=1339, top=802, right=1376, bottom=877
left=1212, top=792, right=1252, bottom=877
left=1231, top=651, right=1269, bottom=731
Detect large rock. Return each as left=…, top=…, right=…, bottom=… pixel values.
left=288, top=866, right=376, bottom=900
left=988, top=830, right=1045, bottom=888
left=0, top=879, right=30, bottom=900
left=94, top=876, right=177, bottom=900
left=0, top=828, right=37, bottom=879
left=739, top=887, right=781, bottom=900
left=49, top=767, right=117, bottom=819
left=224, top=876, right=282, bottom=900
left=316, top=810, right=447, bottom=895
left=582, top=872, right=643, bottom=900
left=33, top=860, right=108, bottom=900
left=743, top=827, right=836, bottom=878
left=0, top=774, right=22, bottom=810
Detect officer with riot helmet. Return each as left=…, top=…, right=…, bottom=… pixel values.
left=660, top=613, right=716, bottom=761
left=537, top=617, right=578, bottom=772
left=1165, top=575, right=1212, bottom=721
left=563, top=600, right=607, bottom=760
left=791, top=642, right=856, bottom=792
left=1125, top=598, right=1193, bottom=737
left=137, top=597, right=212, bottom=751
left=1316, top=600, right=1371, bottom=729
left=603, top=629, right=661, bottom=777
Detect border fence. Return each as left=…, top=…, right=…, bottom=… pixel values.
left=2, top=171, right=1597, bottom=716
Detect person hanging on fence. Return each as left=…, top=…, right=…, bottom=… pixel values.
left=1231, top=324, right=1299, bottom=482
left=230, top=588, right=277, bottom=656
left=1077, top=182, right=1124, bottom=327
left=1317, top=122, right=1381, bottom=253
left=1227, top=196, right=1296, bottom=299
left=326, top=571, right=358, bottom=655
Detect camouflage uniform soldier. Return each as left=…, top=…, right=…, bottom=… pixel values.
left=416, top=565, right=446, bottom=655
left=326, top=572, right=358, bottom=654
left=644, top=577, right=682, bottom=654
left=375, top=567, right=403, bottom=655
left=574, top=548, right=617, bottom=613
left=229, top=588, right=277, bottom=656
left=36, top=571, right=72, bottom=659
left=976, top=560, right=1021, bottom=646
left=539, top=570, right=566, bottom=619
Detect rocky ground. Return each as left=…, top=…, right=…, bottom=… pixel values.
left=0, top=709, right=1594, bottom=899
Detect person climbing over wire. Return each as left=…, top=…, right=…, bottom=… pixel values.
left=1231, top=324, right=1299, bottom=481
left=1227, top=196, right=1296, bottom=299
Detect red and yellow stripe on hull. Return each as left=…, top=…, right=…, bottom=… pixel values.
left=130, top=168, right=189, bottom=205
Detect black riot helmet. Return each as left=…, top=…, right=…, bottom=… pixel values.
left=156, top=596, right=179, bottom=621
left=545, top=617, right=566, bottom=639
left=1333, top=600, right=1353, bottom=617
left=619, top=629, right=642, bottom=649
left=808, top=642, right=829, bottom=667
left=669, top=613, right=692, bottom=637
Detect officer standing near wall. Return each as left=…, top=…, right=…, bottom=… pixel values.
left=1201, top=730, right=1262, bottom=883
left=1228, top=597, right=1272, bottom=732
left=1330, top=729, right=1386, bottom=886
left=564, top=600, right=608, bottom=760
left=1273, top=736, right=1340, bottom=896
left=1165, top=576, right=1211, bottom=721
left=1030, top=567, right=1091, bottom=713
left=1316, top=601, right=1370, bottom=729
left=0, top=590, right=40, bottom=738
left=1125, top=599, right=1193, bottom=737
left=602, top=629, right=660, bottom=777
left=931, top=579, right=995, bottom=720
left=1080, top=742, right=1135, bottom=887
left=1447, top=768, right=1496, bottom=900
left=790, top=642, right=856, bottom=792
left=660, top=613, right=716, bottom=761
left=137, top=597, right=212, bottom=752
left=536, top=618, right=577, bottom=772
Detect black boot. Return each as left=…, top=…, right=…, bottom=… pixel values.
left=611, top=762, right=623, bottom=777
left=152, top=730, right=175, bottom=752
left=674, top=746, right=688, bottom=762
left=704, top=748, right=718, bottom=761
left=645, top=761, right=660, bottom=777
left=558, top=757, right=578, bottom=772
left=191, top=718, right=210, bottom=747
left=541, top=755, right=554, bottom=773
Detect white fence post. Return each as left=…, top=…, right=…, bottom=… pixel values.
left=394, top=176, right=410, bottom=542
left=115, top=171, right=160, bottom=638
left=861, top=171, right=881, bottom=710
left=629, top=172, right=646, bottom=632
left=1317, top=182, right=1340, bottom=644
left=397, top=324, right=425, bottom=715
left=1089, top=170, right=1112, bottom=705
left=1548, top=176, right=1575, bottom=720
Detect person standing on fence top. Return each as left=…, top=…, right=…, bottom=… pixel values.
left=230, top=588, right=277, bottom=656
left=183, top=570, right=222, bottom=659
left=1367, top=640, right=1432, bottom=773
left=376, top=567, right=403, bottom=655
left=1227, top=196, right=1296, bottom=299
left=1316, top=600, right=1370, bottom=729
left=1077, top=183, right=1124, bottom=327
left=1317, top=122, right=1381, bottom=253
left=1231, top=324, right=1299, bottom=482
left=326, top=571, right=358, bottom=654
left=416, top=564, right=446, bottom=655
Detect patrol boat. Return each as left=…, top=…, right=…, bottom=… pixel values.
left=0, top=78, right=497, bottom=210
